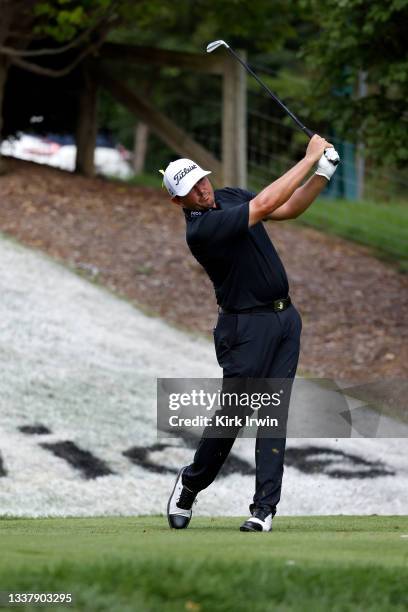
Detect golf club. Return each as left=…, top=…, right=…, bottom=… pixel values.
left=207, top=40, right=338, bottom=166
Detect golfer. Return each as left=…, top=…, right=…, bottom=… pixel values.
left=164, top=135, right=339, bottom=531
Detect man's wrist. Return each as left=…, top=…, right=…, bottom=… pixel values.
left=314, top=170, right=330, bottom=182
left=304, top=153, right=319, bottom=167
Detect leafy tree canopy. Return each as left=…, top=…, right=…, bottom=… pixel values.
left=301, top=0, right=408, bottom=166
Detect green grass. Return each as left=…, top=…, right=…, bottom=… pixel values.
left=0, top=516, right=407, bottom=611
left=298, top=197, right=408, bottom=270
left=125, top=172, right=163, bottom=189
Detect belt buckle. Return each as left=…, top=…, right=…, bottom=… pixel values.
left=275, top=300, right=284, bottom=311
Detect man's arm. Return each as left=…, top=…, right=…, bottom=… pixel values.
left=264, top=174, right=327, bottom=221
left=248, top=135, right=332, bottom=227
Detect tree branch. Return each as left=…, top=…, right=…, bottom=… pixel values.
left=0, top=12, right=119, bottom=58
left=8, top=19, right=118, bottom=78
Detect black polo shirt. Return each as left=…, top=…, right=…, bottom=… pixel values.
left=184, top=187, right=289, bottom=309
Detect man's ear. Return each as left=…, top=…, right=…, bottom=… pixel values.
left=171, top=196, right=182, bottom=208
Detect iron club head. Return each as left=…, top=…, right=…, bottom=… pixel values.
left=206, top=40, right=229, bottom=53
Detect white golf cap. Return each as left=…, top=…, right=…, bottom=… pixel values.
left=160, top=158, right=211, bottom=197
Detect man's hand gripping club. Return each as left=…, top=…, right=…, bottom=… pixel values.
left=248, top=135, right=340, bottom=226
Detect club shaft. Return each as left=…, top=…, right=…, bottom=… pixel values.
left=226, top=47, right=314, bottom=139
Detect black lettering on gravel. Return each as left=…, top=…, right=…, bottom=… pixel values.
left=41, top=441, right=113, bottom=479
left=124, top=444, right=176, bottom=474
left=0, top=452, right=6, bottom=477
left=123, top=441, right=254, bottom=477
left=285, top=446, right=394, bottom=479
left=124, top=440, right=394, bottom=480
left=19, top=424, right=51, bottom=435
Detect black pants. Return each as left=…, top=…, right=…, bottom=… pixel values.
left=182, top=304, right=302, bottom=514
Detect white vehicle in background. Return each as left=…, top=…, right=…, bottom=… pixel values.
left=0, top=133, right=59, bottom=163
left=0, top=132, right=133, bottom=179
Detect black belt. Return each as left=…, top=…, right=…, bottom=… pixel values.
left=219, top=296, right=291, bottom=315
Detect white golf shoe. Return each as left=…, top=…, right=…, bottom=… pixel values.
left=167, top=467, right=197, bottom=529
left=240, top=507, right=273, bottom=532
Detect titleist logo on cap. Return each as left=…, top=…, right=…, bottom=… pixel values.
left=174, top=164, right=197, bottom=186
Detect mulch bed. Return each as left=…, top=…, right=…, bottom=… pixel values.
left=0, top=157, right=406, bottom=381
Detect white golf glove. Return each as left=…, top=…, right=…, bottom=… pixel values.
left=315, top=148, right=340, bottom=181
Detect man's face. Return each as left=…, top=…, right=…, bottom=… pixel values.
left=172, top=177, right=215, bottom=211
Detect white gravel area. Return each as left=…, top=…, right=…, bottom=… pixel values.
left=0, top=235, right=406, bottom=517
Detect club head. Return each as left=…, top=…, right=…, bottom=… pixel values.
left=206, top=40, right=229, bottom=53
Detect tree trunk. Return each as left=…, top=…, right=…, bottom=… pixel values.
left=75, top=65, right=98, bottom=177
left=0, top=55, right=10, bottom=174
left=0, top=2, right=16, bottom=175
left=133, top=122, right=149, bottom=174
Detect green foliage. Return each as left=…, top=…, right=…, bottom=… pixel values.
left=301, top=0, right=408, bottom=166
left=109, top=0, right=300, bottom=53
left=33, top=0, right=115, bottom=41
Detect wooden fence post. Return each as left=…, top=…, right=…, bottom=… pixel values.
left=222, top=52, right=247, bottom=187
